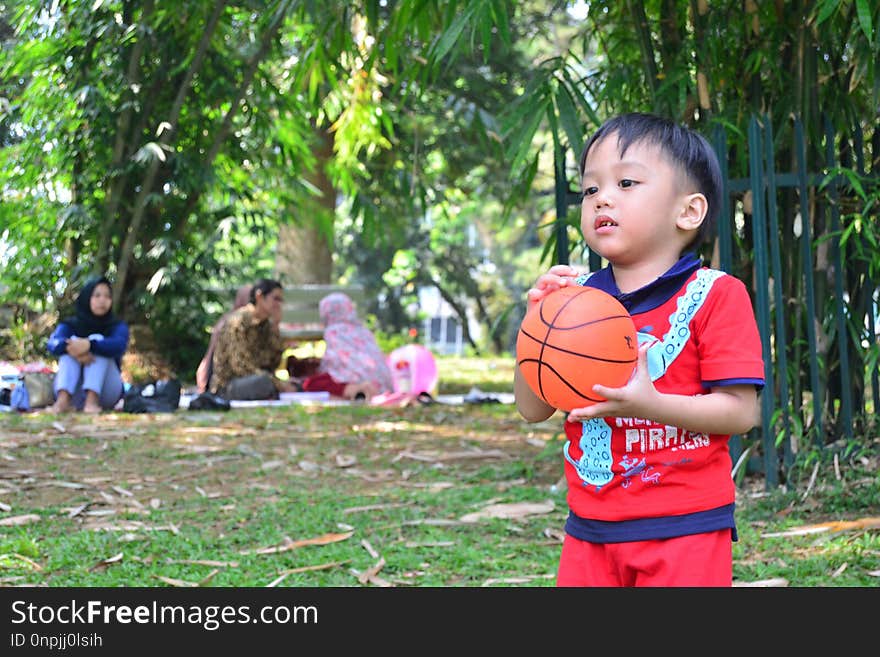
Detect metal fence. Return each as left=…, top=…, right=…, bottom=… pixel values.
left=554, top=114, right=879, bottom=489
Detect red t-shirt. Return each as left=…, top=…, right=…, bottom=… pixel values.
left=563, top=266, right=765, bottom=524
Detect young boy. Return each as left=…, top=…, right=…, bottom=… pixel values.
left=515, top=112, right=765, bottom=586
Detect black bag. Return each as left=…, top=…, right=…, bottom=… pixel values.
left=123, top=379, right=181, bottom=413
left=222, top=373, right=278, bottom=401
left=187, top=392, right=231, bottom=412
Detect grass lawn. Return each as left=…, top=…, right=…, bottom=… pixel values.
left=1, top=355, right=878, bottom=587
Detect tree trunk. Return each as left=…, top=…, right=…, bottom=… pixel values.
left=276, top=223, right=334, bottom=285
left=275, top=124, right=335, bottom=284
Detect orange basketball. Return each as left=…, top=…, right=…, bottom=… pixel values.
left=516, top=285, right=638, bottom=411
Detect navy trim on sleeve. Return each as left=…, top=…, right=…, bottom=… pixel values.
left=704, top=377, right=766, bottom=391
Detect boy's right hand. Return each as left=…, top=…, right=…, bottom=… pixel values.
left=526, top=265, right=581, bottom=309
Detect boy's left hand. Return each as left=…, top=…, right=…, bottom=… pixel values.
left=567, top=342, right=658, bottom=422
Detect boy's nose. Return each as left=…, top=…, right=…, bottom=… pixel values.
left=593, top=190, right=613, bottom=208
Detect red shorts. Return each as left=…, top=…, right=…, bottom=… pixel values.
left=556, top=530, right=732, bottom=587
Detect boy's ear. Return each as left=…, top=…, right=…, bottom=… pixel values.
left=676, top=192, right=708, bottom=232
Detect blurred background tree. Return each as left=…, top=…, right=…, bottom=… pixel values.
left=1, top=1, right=877, bottom=453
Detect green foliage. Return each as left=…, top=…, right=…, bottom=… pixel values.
left=0, top=315, right=49, bottom=362
left=0, top=0, right=530, bottom=373
left=367, top=320, right=414, bottom=354
left=0, top=532, right=41, bottom=560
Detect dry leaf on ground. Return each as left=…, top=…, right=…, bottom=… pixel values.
left=542, top=527, right=565, bottom=542
left=155, top=569, right=218, bottom=588
left=354, top=557, right=392, bottom=587
left=393, top=448, right=508, bottom=463
left=265, top=561, right=349, bottom=587
left=399, top=518, right=465, bottom=527
left=460, top=500, right=555, bottom=523
left=0, top=553, right=43, bottom=571
left=166, top=559, right=239, bottom=568
left=404, top=540, right=456, bottom=548
left=83, top=520, right=178, bottom=534
left=198, top=569, right=220, bottom=586
left=65, top=503, right=89, bottom=518
left=241, top=530, right=354, bottom=555
left=733, top=577, right=789, bottom=587
left=90, top=553, right=124, bottom=571
left=342, top=502, right=409, bottom=515
left=481, top=573, right=555, bottom=586
left=0, top=514, right=40, bottom=526
left=155, top=575, right=199, bottom=587
left=761, top=517, right=880, bottom=537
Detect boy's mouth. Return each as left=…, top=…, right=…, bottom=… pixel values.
left=594, top=215, right=618, bottom=230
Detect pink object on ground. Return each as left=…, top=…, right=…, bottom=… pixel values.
left=387, top=345, right=438, bottom=396
left=370, top=391, right=414, bottom=407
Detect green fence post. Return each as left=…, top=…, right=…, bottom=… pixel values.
left=794, top=119, right=824, bottom=447
left=823, top=116, right=854, bottom=440
left=748, top=115, right=778, bottom=488
left=853, top=123, right=880, bottom=417
left=763, top=115, right=792, bottom=468
left=554, top=139, right=570, bottom=266
left=713, top=124, right=742, bottom=470
left=869, top=279, right=880, bottom=417
left=713, top=125, right=733, bottom=273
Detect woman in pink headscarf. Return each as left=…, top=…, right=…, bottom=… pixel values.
left=302, top=292, right=394, bottom=400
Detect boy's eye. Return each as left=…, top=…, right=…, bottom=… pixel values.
left=582, top=186, right=598, bottom=197
left=619, top=179, right=637, bottom=188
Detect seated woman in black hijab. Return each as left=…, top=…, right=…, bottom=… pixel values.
left=46, top=276, right=130, bottom=413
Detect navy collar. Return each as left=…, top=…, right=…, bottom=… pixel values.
left=584, top=252, right=704, bottom=315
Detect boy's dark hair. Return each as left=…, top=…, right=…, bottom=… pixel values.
left=250, top=278, right=282, bottom=304
left=579, top=112, right=723, bottom=253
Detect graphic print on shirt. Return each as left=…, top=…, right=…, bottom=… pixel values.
left=563, top=269, right=726, bottom=490
left=639, top=269, right=726, bottom=381
left=563, top=417, right=613, bottom=489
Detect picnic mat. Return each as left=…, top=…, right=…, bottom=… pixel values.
left=178, top=391, right=339, bottom=409
left=176, top=388, right=515, bottom=409
left=2, top=388, right=514, bottom=413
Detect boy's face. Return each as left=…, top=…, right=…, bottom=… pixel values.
left=580, top=134, right=701, bottom=268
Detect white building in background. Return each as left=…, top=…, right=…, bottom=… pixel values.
left=418, top=285, right=481, bottom=356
